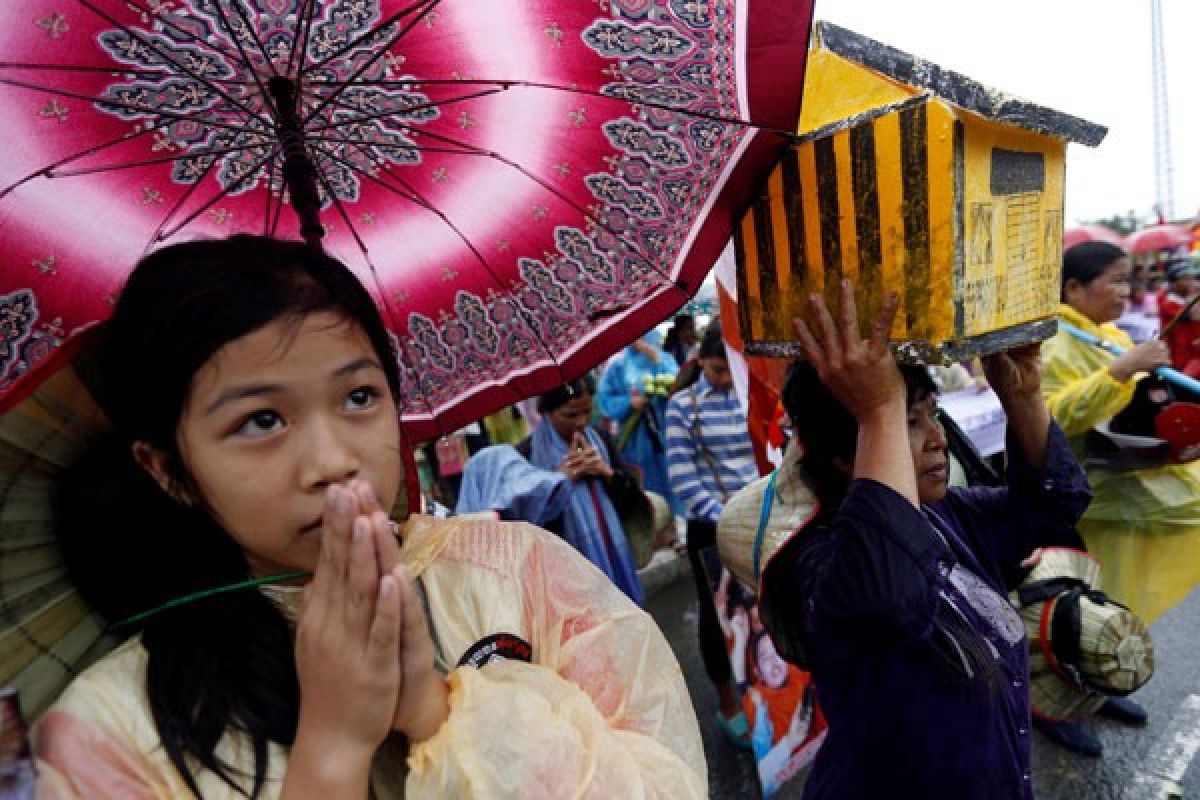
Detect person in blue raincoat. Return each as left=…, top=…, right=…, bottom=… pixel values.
left=598, top=331, right=680, bottom=514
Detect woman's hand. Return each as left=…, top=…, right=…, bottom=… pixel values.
left=1109, top=340, right=1170, bottom=382
left=558, top=449, right=588, bottom=481
left=981, top=343, right=1042, bottom=405
left=792, top=282, right=903, bottom=422
left=572, top=433, right=614, bottom=481
left=793, top=281, right=917, bottom=505
left=292, top=484, right=403, bottom=764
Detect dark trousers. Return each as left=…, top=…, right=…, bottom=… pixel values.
left=686, top=518, right=733, bottom=685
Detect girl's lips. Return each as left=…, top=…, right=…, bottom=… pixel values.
left=923, top=464, right=949, bottom=480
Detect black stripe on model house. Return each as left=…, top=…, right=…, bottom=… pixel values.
left=899, top=102, right=930, bottom=338
left=813, top=135, right=841, bottom=307
left=850, top=122, right=883, bottom=319
left=752, top=189, right=779, bottom=328
left=781, top=148, right=808, bottom=297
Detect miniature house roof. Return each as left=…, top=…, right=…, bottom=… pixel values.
left=812, top=21, right=1107, bottom=147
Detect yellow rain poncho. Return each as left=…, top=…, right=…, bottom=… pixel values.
left=1041, top=303, right=1200, bottom=622
left=33, top=515, right=706, bottom=799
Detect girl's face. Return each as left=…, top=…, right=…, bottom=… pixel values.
left=907, top=391, right=949, bottom=505
left=548, top=394, right=593, bottom=443
left=1065, top=258, right=1132, bottom=324
left=166, top=312, right=401, bottom=576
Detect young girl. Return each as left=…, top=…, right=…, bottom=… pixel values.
left=32, top=235, right=705, bottom=799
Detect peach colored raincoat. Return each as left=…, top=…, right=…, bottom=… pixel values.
left=33, top=516, right=706, bottom=799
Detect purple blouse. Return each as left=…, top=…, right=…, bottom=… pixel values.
left=761, top=422, right=1090, bottom=799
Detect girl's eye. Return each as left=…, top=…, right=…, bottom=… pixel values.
left=236, top=410, right=284, bottom=437
left=345, top=386, right=379, bottom=411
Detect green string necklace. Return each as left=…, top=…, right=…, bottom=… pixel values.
left=113, top=570, right=312, bottom=630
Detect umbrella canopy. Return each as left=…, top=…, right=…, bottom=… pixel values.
left=1124, top=223, right=1192, bottom=256
left=1063, top=224, right=1125, bottom=251
left=0, top=0, right=814, bottom=442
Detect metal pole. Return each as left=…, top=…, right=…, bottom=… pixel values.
left=1150, top=0, right=1175, bottom=220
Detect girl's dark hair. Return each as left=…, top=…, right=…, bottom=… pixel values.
left=780, top=360, right=935, bottom=509
left=1062, top=241, right=1127, bottom=299
left=54, top=235, right=400, bottom=799
left=537, top=373, right=597, bottom=413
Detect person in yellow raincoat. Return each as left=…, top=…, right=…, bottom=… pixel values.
left=1042, top=240, right=1200, bottom=625
left=32, top=236, right=705, bottom=799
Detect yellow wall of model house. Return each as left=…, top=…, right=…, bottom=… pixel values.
left=958, top=110, right=1067, bottom=336
left=797, top=46, right=917, bottom=135
left=788, top=43, right=1067, bottom=346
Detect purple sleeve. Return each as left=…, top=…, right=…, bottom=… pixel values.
left=938, top=421, right=1091, bottom=588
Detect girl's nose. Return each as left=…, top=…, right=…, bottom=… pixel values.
left=302, top=421, right=360, bottom=489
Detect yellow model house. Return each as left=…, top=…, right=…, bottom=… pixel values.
left=736, top=21, right=1107, bottom=361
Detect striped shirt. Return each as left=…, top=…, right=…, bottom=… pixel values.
left=665, top=374, right=760, bottom=522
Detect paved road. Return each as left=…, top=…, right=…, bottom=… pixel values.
left=646, top=565, right=1200, bottom=799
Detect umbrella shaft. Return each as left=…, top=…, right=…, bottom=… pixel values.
left=268, top=77, right=323, bottom=248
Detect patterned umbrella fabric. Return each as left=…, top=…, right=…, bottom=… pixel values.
left=0, top=0, right=814, bottom=442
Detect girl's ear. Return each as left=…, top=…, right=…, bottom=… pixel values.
left=131, top=441, right=196, bottom=505
left=1063, top=277, right=1083, bottom=298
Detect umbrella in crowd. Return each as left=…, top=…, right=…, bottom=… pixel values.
left=1124, top=223, right=1192, bottom=256
left=1063, top=224, right=1124, bottom=251
left=0, top=0, right=814, bottom=718
left=0, top=0, right=814, bottom=439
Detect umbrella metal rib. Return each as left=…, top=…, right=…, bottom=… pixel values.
left=299, top=0, right=438, bottom=79
left=300, top=0, right=441, bottom=125
left=118, top=0, right=245, bottom=66
left=207, top=0, right=278, bottom=110
left=155, top=145, right=281, bottom=242
left=0, top=118, right=178, bottom=200
left=76, top=0, right=269, bottom=126
left=294, top=81, right=686, bottom=290
left=285, top=0, right=321, bottom=81
left=311, top=140, right=575, bottom=395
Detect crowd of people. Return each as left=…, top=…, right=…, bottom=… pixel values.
left=16, top=233, right=1200, bottom=798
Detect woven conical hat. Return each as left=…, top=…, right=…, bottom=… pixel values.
left=1076, top=594, right=1154, bottom=693
left=1029, top=670, right=1107, bottom=721
left=718, top=442, right=818, bottom=591
left=1014, top=547, right=1154, bottom=719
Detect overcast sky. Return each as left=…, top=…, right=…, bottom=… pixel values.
left=815, top=0, right=1198, bottom=227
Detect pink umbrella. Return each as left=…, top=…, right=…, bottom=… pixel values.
left=0, top=0, right=815, bottom=442
left=1125, top=224, right=1192, bottom=256
left=1064, top=225, right=1125, bottom=250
